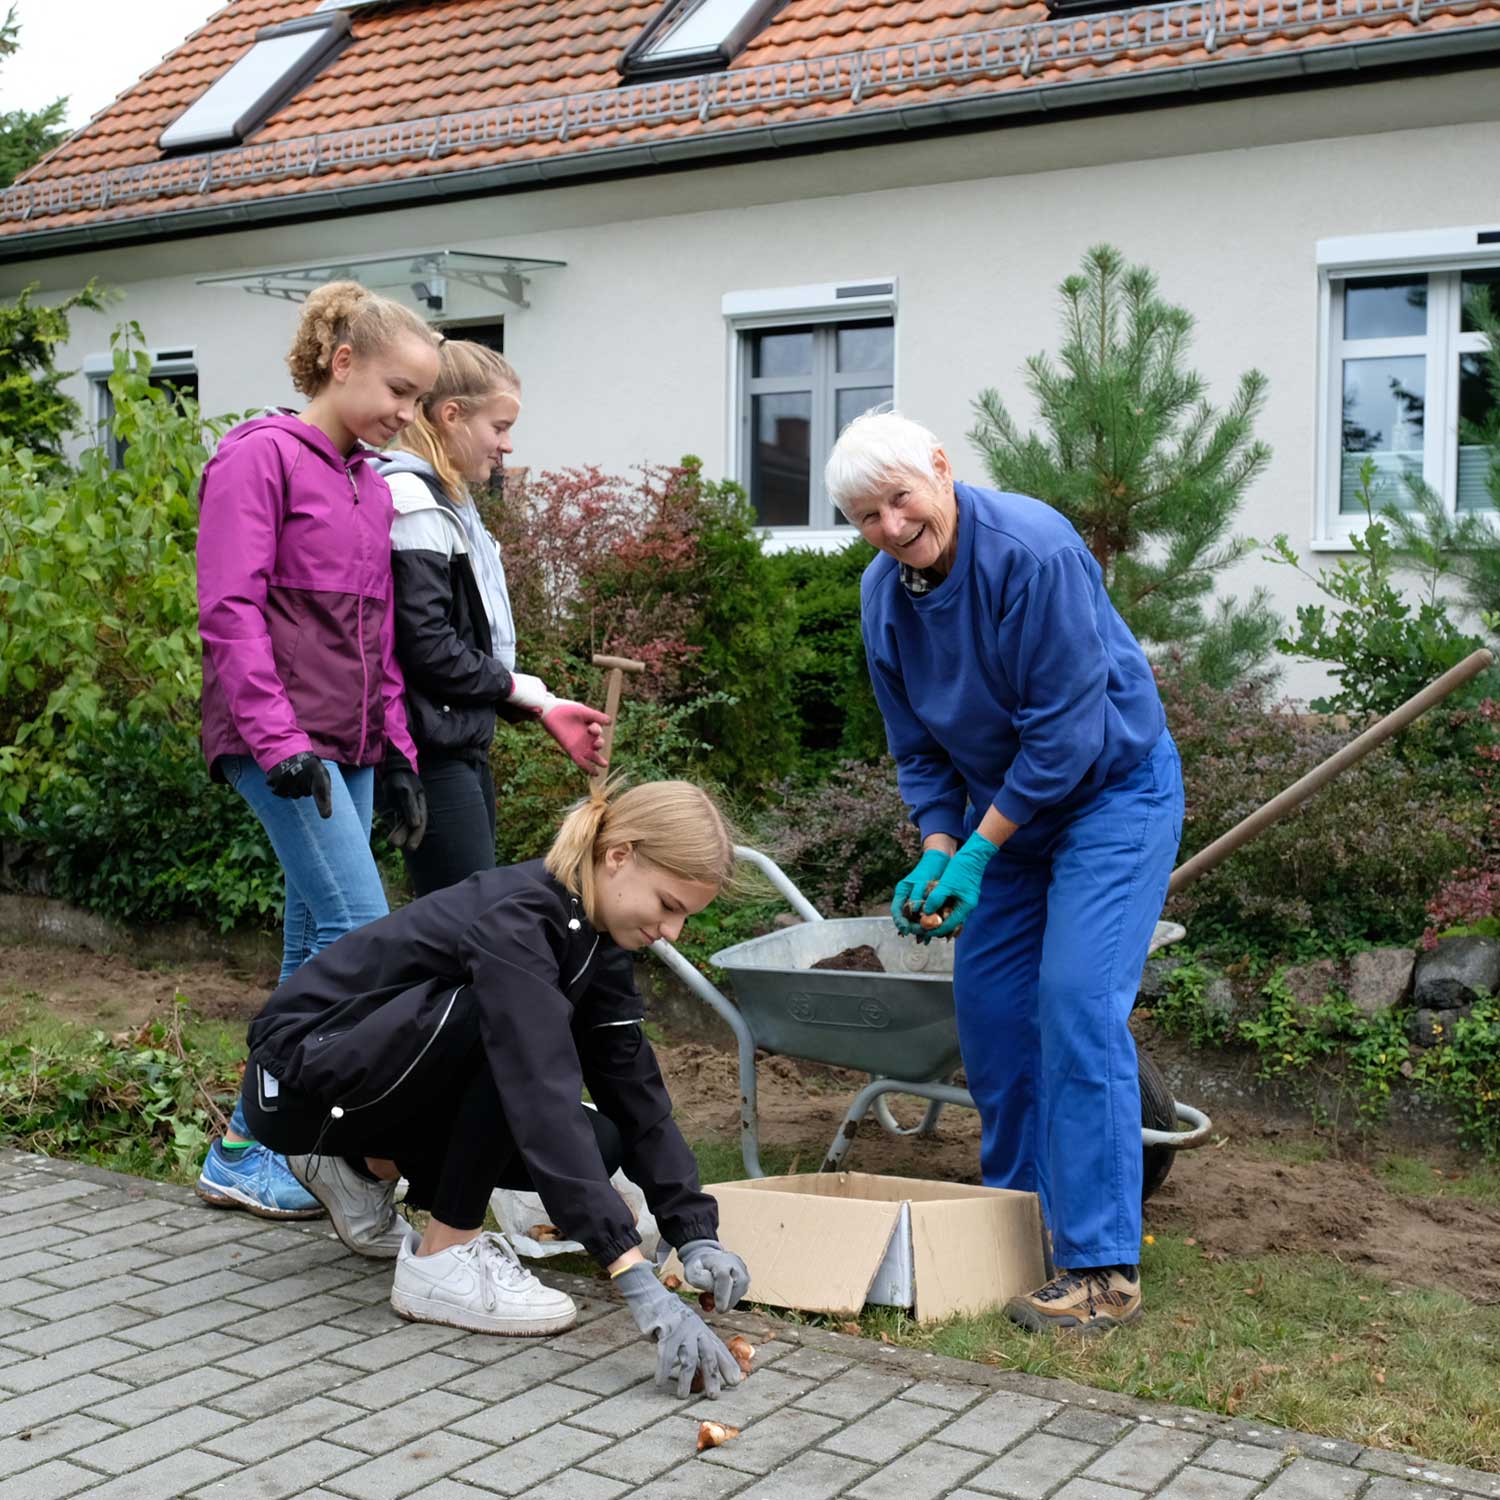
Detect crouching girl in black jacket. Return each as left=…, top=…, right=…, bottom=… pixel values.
left=238, top=779, right=750, bottom=1398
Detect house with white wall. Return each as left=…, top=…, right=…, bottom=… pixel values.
left=2, top=0, right=1498, bottom=699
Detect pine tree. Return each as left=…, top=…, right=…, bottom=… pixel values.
left=0, top=5, right=69, bottom=189
left=969, top=244, right=1278, bottom=687
left=0, top=281, right=105, bottom=462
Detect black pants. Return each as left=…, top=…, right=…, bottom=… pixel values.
left=403, top=753, right=497, bottom=898
left=242, top=989, right=622, bottom=1231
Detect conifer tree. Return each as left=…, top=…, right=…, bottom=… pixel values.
left=970, top=244, right=1278, bottom=687
left=0, top=6, right=68, bottom=189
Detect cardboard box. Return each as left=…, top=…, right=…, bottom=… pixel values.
left=673, top=1172, right=1047, bottom=1323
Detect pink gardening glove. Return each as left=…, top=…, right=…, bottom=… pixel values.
left=540, top=700, right=611, bottom=772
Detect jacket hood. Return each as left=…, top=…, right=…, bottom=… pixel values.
left=219, top=409, right=370, bottom=472
left=368, top=448, right=439, bottom=481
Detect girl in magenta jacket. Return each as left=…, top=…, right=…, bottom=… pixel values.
left=194, top=282, right=441, bottom=1219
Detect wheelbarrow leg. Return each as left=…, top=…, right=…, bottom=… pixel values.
left=821, top=1079, right=976, bottom=1173
left=870, top=1080, right=948, bottom=1138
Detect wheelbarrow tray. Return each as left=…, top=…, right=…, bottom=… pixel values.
left=711, top=916, right=1186, bottom=1081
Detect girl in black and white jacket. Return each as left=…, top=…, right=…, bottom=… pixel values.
left=371, top=341, right=607, bottom=894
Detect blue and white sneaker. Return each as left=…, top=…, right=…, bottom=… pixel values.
left=196, top=1139, right=326, bottom=1220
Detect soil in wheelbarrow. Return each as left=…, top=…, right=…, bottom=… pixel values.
left=655, top=1033, right=1500, bottom=1303
left=809, top=944, right=886, bottom=973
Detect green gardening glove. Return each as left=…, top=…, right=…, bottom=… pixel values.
left=891, top=847, right=951, bottom=936
left=918, top=830, right=1000, bottom=940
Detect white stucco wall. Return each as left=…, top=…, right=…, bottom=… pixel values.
left=6, top=65, right=1497, bottom=704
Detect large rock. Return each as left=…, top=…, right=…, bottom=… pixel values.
left=1412, top=936, right=1500, bottom=1008
left=1136, top=956, right=1177, bottom=1005
left=1407, top=1006, right=1474, bottom=1048
left=1279, top=957, right=1341, bottom=1009
left=1346, top=947, right=1415, bottom=1018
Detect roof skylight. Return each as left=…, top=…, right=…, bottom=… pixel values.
left=621, top=0, right=784, bottom=80
left=158, top=13, right=351, bottom=153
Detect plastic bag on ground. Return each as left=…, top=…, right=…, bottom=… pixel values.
left=491, top=1169, right=660, bottom=1261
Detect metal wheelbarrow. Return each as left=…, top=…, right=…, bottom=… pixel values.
left=649, top=651, right=1493, bottom=1195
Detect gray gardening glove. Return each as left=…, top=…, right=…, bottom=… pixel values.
left=678, top=1239, right=751, bottom=1314
left=616, top=1263, right=742, bottom=1399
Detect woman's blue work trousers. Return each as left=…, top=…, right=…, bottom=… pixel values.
left=951, top=729, right=1184, bottom=1270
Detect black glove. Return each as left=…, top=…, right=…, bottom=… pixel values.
left=266, top=752, right=332, bottom=818
left=382, top=765, right=428, bottom=851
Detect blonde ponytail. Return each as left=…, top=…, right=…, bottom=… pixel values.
left=390, top=339, right=521, bottom=505
left=545, top=779, right=738, bottom=928
left=285, top=281, right=438, bottom=397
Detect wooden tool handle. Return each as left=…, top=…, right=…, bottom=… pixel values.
left=592, top=655, right=645, bottom=674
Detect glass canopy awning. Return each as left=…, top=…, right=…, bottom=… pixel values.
left=197, top=250, right=566, bottom=311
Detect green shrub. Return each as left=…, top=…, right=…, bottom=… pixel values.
left=1414, top=993, right=1500, bottom=1157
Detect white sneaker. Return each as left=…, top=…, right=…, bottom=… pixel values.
left=285, top=1153, right=407, bottom=1258
left=390, top=1228, right=578, bottom=1336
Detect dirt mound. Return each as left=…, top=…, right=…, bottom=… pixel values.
left=810, top=945, right=886, bottom=973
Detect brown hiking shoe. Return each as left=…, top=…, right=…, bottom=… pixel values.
left=1005, top=1267, right=1141, bottom=1334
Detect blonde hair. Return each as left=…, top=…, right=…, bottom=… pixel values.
left=286, top=281, right=439, bottom=397
left=545, top=779, right=738, bottom=929
left=390, top=339, right=521, bottom=505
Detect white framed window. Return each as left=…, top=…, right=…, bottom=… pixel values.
left=84, top=348, right=199, bottom=468
left=1316, top=226, right=1500, bottom=546
left=724, top=279, right=896, bottom=543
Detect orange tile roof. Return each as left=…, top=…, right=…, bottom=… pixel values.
left=3, top=0, right=1497, bottom=242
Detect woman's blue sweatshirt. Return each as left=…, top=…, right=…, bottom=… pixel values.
left=861, top=482, right=1165, bottom=854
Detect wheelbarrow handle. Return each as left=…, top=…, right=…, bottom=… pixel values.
left=1168, top=647, right=1495, bottom=897
left=732, top=845, right=825, bottom=924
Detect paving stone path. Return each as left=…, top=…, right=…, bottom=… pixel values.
left=1, top=1148, right=1495, bottom=1500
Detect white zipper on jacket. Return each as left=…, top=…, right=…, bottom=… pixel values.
left=328, top=985, right=463, bottom=1119
left=569, top=936, right=600, bottom=989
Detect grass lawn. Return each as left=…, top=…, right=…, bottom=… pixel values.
left=2, top=1006, right=1497, bottom=1471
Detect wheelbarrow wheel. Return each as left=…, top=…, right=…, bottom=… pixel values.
left=1139, top=1049, right=1176, bottom=1203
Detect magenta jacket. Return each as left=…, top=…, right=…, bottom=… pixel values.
left=197, top=412, right=419, bottom=778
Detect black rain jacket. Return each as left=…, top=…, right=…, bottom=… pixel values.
left=245, top=860, right=718, bottom=1266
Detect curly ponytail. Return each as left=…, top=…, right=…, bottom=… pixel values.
left=285, top=281, right=439, bottom=397
left=545, top=779, right=738, bottom=928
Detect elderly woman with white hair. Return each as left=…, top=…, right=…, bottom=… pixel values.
left=830, top=410, right=1183, bottom=1335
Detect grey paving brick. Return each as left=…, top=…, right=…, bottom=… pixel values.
left=133, top=1243, right=268, bottom=1286
left=0, top=1371, right=131, bottom=1437
left=545, top=1307, right=641, bottom=1357
left=567, top=1377, right=694, bottom=1438
left=940, top=1390, right=1064, bottom=1457
left=326, top=1302, right=405, bottom=1337
left=0, top=1457, right=97, bottom=1500
left=0, top=1276, right=56, bottom=1309
left=1198, top=1440, right=1291, bottom=1480
left=85, top=1364, right=247, bottom=1424
left=514, top=1469, right=631, bottom=1500
left=237, top=1240, right=359, bottom=1281
left=793, top=1362, right=914, bottom=1420
left=324, top=1319, right=466, bottom=1371
left=19, top=1272, right=167, bottom=1321
left=0, top=1305, right=39, bottom=1338
left=967, top=1431, right=1103, bottom=1498
left=330, top=1430, right=496, bottom=1500
left=820, top=1394, right=952, bottom=1463
left=199, top=1359, right=358, bottom=1419
left=51, top=1220, right=165, bottom=1260
left=1, top=1201, right=105, bottom=1237
left=2, top=1303, right=148, bottom=1356
left=449, top=1380, right=599, bottom=1446
left=729, top=1447, right=875, bottom=1499
left=108, top=1296, right=255, bottom=1350
left=188, top=1438, right=364, bottom=1500
left=1046, top=1406, right=1138, bottom=1445
left=1360, top=1481, right=1470, bottom=1500
left=0, top=1412, right=121, bottom=1473
left=333, top=1389, right=484, bottom=1454
left=0, top=1179, right=102, bottom=1214
left=1307, top=1439, right=1367, bottom=1466
left=554, top=1341, right=659, bottom=1395
left=191, top=1288, right=352, bottom=1336
left=69, top=1447, right=237, bottom=1499
left=73, top=1403, right=239, bottom=1474
left=627, top=1462, right=754, bottom=1499
left=1050, top=1483, right=1145, bottom=1500
left=1153, top=1465, right=1268, bottom=1500
left=225, top=1264, right=365, bottom=1308
left=848, top=1437, right=991, bottom=1499
left=327, top=1272, right=399, bottom=1307
left=31, top=1247, right=169, bottom=1290
left=577, top=1413, right=703, bottom=1485
left=150, top=1218, right=278, bottom=1257
left=10, top=1225, right=84, bottom=1253
left=201, top=1395, right=366, bottom=1462
left=900, top=1377, right=987, bottom=1412
left=1257, top=1458, right=1370, bottom=1500
left=442, top=1345, right=585, bottom=1402
left=684, top=1367, right=816, bottom=1426
left=1082, top=1424, right=1209, bottom=1491
left=215, top=1323, right=365, bottom=1377
left=700, top=1405, right=844, bottom=1475
left=0, top=1335, right=138, bottom=1393
left=51, top=1197, right=170, bottom=1236
left=1357, top=1453, right=1500, bottom=1498
left=8, top=1249, right=69, bottom=1279
left=454, top=1423, right=611, bottom=1496
left=331, top=1351, right=475, bottom=1410
left=98, top=1330, right=253, bottom=1385
left=433, top=1329, right=535, bottom=1365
